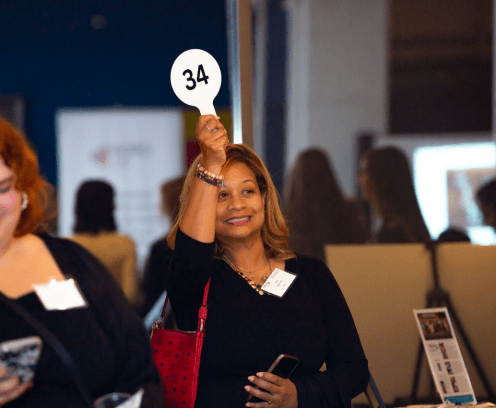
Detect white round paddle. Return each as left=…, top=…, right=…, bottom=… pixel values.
left=170, top=49, right=222, bottom=116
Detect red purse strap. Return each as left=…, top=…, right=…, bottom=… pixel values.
left=197, top=279, right=210, bottom=333
left=160, top=279, right=210, bottom=333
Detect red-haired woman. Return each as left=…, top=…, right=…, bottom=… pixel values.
left=0, top=117, right=162, bottom=407
left=163, top=115, right=368, bottom=407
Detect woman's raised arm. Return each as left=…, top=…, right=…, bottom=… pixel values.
left=179, top=114, right=229, bottom=243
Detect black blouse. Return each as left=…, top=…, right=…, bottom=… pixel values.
left=165, top=228, right=369, bottom=408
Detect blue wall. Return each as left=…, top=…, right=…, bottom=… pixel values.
left=0, top=0, right=230, bottom=186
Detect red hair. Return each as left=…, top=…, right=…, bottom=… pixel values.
left=0, top=117, right=51, bottom=236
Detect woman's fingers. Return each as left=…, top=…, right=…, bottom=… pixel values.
left=0, top=377, right=32, bottom=405
left=196, top=114, right=220, bottom=133
left=248, top=374, right=279, bottom=394
left=200, top=129, right=228, bottom=153
left=0, top=367, right=8, bottom=378
left=0, top=377, right=17, bottom=394
left=195, top=115, right=229, bottom=168
left=256, top=373, right=283, bottom=386
left=197, top=119, right=226, bottom=141
left=204, top=121, right=226, bottom=139
left=196, top=115, right=223, bottom=141
left=204, top=117, right=222, bottom=133
left=244, top=384, right=273, bottom=406
left=196, top=118, right=226, bottom=145
left=245, top=373, right=297, bottom=408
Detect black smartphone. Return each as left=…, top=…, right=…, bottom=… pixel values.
left=247, top=354, right=299, bottom=402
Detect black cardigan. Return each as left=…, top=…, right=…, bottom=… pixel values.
left=1, top=233, right=162, bottom=408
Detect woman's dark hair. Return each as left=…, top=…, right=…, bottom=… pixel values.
left=437, top=227, right=471, bottom=243
left=74, top=180, right=116, bottom=234
left=284, top=148, right=367, bottom=260
left=364, top=146, right=431, bottom=243
left=160, top=175, right=186, bottom=223
left=476, top=179, right=496, bottom=212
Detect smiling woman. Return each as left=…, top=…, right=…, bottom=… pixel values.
left=161, top=114, right=369, bottom=408
left=168, top=143, right=292, bottom=263
left=214, top=162, right=266, bottom=244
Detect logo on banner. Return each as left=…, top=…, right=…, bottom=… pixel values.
left=94, top=147, right=109, bottom=166
left=91, top=143, right=152, bottom=168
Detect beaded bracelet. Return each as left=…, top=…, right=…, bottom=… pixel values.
left=196, top=163, right=226, bottom=190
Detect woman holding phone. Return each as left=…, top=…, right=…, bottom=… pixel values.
left=0, top=117, right=162, bottom=407
left=164, top=114, right=369, bottom=407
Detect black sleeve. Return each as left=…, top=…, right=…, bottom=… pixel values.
left=292, top=258, right=369, bottom=408
left=46, top=236, right=163, bottom=408
left=163, top=228, right=215, bottom=331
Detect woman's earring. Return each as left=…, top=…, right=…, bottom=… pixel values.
left=21, top=192, right=29, bottom=210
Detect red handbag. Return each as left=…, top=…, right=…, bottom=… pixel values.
left=150, top=280, right=210, bottom=408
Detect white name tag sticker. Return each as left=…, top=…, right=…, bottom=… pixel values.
left=261, top=268, right=297, bottom=298
left=33, top=278, right=88, bottom=311
left=170, top=49, right=222, bottom=116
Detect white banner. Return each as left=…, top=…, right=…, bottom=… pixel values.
left=56, top=108, right=184, bottom=271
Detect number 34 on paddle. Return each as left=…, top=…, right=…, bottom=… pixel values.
left=170, top=49, right=222, bottom=116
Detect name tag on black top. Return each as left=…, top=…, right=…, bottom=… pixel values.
left=261, top=269, right=297, bottom=298
left=33, top=278, right=88, bottom=311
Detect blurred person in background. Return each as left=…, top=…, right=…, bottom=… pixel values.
left=284, top=148, right=368, bottom=262
left=138, top=175, right=185, bottom=319
left=0, top=117, right=162, bottom=407
left=437, top=227, right=471, bottom=243
left=358, top=146, right=431, bottom=243
left=70, top=180, right=139, bottom=307
left=476, top=178, right=496, bottom=231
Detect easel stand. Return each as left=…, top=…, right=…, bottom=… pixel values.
left=408, top=241, right=495, bottom=403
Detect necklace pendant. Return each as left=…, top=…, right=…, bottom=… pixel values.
left=223, top=255, right=268, bottom=296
